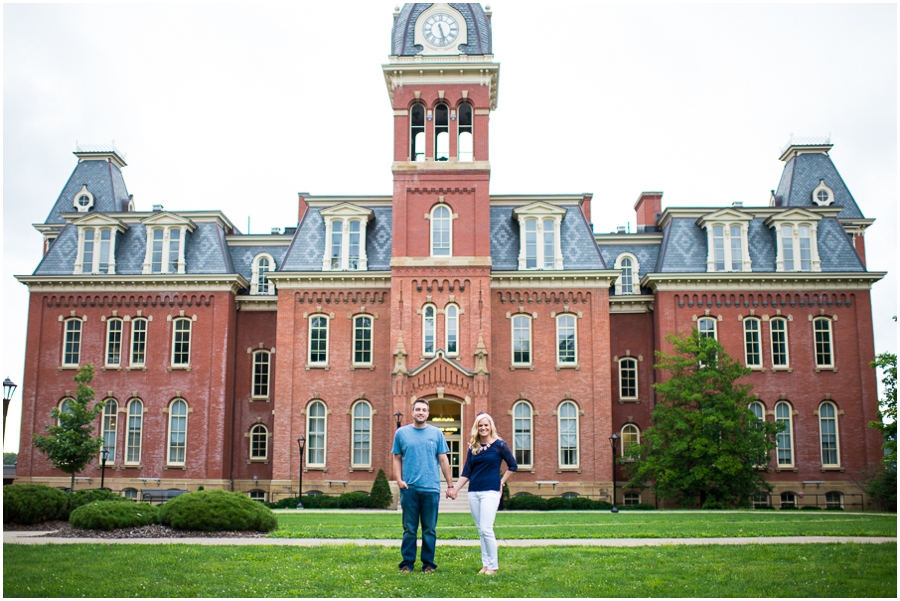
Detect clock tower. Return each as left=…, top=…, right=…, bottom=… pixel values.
left=384, top=3, right=499, bottom=459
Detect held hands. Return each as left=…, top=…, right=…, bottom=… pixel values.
left=445, top=486, right=458, bottom=500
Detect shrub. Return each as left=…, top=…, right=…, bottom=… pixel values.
left=338, top=491, right=371, bottom=509
left=369, top=469, right=393, bottom=509
left=619, top=503, right=655, bottom=510
left=3, top=484, right=69, bottom=524
left=780, top=506, right=800, bottom=510
left=157, top=489, right=277, bottom=532
left=753, top=505, right=777, bottom=510
left=69, top=501, right=157, bottom=530
left=500, top=483, right=510, bottom=511
left=506, top=494, right=547, bottom=511
left=595, top=500, right=613, bottom=510
left=825, top=506, right=845, bottom=511
left=800, top=505, right=823, bottom=510
left=302, top=494, right=341, bottom=509
left=546, top=497, right=572, bottom=510
left=67, top=488, right=132, bottom=512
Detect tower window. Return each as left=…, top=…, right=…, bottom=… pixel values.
left=458, top=103, right=473, bottom=162
left=445, top=304, right=459, bottom=356
left=430, top=204, right=452, bottom=256
left=422, top=304, right=436, bottom=356
left=410, top=104, right=425, bottom=162
left=434, top=104, right=449, bottom=161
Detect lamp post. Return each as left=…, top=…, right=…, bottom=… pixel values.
left=394, top=411, right=403, bottom=429
left=609, top=434, right=619, bottom=514
left=100, top=447, right=109, bottom=490
left=296, top=436, right=305, bottom=509
left=3, top=377, right=17, bottom=445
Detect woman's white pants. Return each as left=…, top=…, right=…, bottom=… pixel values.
left=468, top=490, right=502, bottom=569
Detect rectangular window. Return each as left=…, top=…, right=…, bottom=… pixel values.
left=513, top=403, right=532, bottom=466
left=543, top=218, right=555, bottom=269
left=330, top=221, right=342, bottom=269
left=309, top=316, right=329, bottom=364
left=775, top=402, right=793, bottom=466
left=512, top=316, right=531, bottom=365
left=353, top=316, right=372, bottom=365
left=167, top=229, right=181, bottom=273
left=172, top=319, right=191, bottom=366
left=252, top=351, right=270, bottom=398
left=82, top=229, right=95, bottom=273
left=619, top=358, right=638, bottom=399
left=556, top=315, right=576, bottom=364
left=730, top=225, right=742, bottom=271
left=743, top=319, right=761, bottom=368
left=352, top=403, right=371, bottom=466
left=524, top=220, right=537, bottom=269
left=106, top=319, right=123, bottom=366
left=770, top=318, right=788, bottom=367
left=348, top=221, right=360, bottom=270
left=63, top=319, right=82, bottom=366
left=799, top=225, right=811, bottom=271
left=781, top=225, right=794, bottom=271
left=98, top=229, right=111, bottom=274
left=151, top=229, right=164, bottom=273
left=126, top=400, right=143, bottom=465
left=713, top=225, right=725, bottom=271
left=814, top=318, right=833, bottom=367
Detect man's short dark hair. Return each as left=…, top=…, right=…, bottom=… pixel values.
left=412, top=399, right=430, bottom=409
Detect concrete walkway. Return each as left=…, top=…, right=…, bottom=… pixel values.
left=4, top=531, right=895, bottom=546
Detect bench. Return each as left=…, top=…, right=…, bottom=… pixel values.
left=141, top=489, right=188, bottom=504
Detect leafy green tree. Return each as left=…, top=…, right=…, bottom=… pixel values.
left=3, top=452, right=17, bottom=465
left=623, top=330, right=780, bottom=508
left=869, top=350, right=896, bottom=466
left=32, top=364, right=104, bottom=492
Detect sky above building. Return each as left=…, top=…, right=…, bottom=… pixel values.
left=3, top=2, right=896, bottom=453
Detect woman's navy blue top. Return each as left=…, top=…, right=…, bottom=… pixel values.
left=460, top=439, right=518, bottom=492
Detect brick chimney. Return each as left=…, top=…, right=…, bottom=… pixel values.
left=298, top=192, right=310, bottom=223
left=634, top=192, right=662, bottom=233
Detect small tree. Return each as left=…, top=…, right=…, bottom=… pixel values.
left=369, top=468, right=392, bottom=509
left=864, top=325, right=896, bottom=511
left=32, top=364, right=104, bottom=492
left=623, top=330, right=780, bottom=508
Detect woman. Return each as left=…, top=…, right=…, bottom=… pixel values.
left=448, top=412, right=517, bottom=575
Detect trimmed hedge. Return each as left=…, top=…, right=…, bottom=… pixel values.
left=67, top=489, right=132, bottom=512
left=157, top=489, right=277, bottom=532
left=3, top=484, right=69, bottom=524
left=801, top=505, right=823, bottom=510
left=506, top=495, right=649, bottom=511
left=338, top=491, right=372, bottom=508
left=69, top=501, right=158, bottom=530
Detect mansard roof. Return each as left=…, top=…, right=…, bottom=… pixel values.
left=774, top=150, right=864, bottom=219
left=44, top=157, right=131, bottom=224
left=391, top=3, right=492, bottom=56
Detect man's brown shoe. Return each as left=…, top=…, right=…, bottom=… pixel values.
left=423, top=566, right=436, bottom=574
left=399, top=566, right=412, bottom=573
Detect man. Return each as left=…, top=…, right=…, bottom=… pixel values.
left=392, top=398, right=455, bottom=574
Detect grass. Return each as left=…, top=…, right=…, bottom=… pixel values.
left=268, top=510, right=898, bottom=539
left=3, top=542, right=895, bottom=597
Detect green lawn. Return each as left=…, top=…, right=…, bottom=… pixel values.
left=269, top=510, right=897, bottom=539
left=3, top=543, right=895, bottom=597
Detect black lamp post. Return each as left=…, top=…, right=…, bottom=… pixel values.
left=100, top=447, right=109, bottom=490
left=3, top=377, right=17, bottom=444
left=394, top=411, right=403, bottom=429
left=296, top=436, right=305, bottom=509
left=609, top=434, right=619, bottom=514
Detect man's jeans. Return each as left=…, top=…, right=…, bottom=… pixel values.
left=468, top=490, right=502, bottom=569
left=399, top=488, right=440, bottom=571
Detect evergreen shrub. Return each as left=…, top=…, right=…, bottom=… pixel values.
left=800, top=505, right=823, bottom=510
left=338, top=491, right=371, bottom=508
left=618, top=503, right=655, bottom=510
left=302, top=495, right=341, bottom=509
left=67, top=489, right=132, bottom=512
left=158, top=489, right=277, bottom=532
left=69, top=501, right=157, bottom=530
left=3, top=484, right=69, bottom=524
left=369, top=469, right=392, bottom=509
left=505, top=494, right=547, bottom=510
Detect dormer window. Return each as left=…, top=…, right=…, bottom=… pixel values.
left=614, top=252, right=640, bottom=295
left=410, top=103, right=425, bottom=162
left=765, top=209, right=822, bottom=273
left=320, top=203, right=373, bottom=271
left=697, top=209, right=752, bottom=273
left=72, top=185, right=94, bottom=212
left=513, top=202, right=566, bottom=270
left=812, top=180, right=834, bottom=206
left=457, top=103, right=473, bottom=162
left=140, top=212, right=196, bottom=275
left=251, top=253, right=276, bottom=295
left=73, top=215, right=127, bottom=275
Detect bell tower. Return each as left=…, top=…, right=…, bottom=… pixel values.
left=384, top=3, right=499, bottom=425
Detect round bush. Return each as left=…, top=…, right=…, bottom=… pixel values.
left=69, top=501, right=157, bottom=530
left=302, top=494, right=340, bottom=509
left=3, top=484, right=69, bottom=524
left=157, top=489, right=277, bottom=532
left=68, top=489, right=132, bottom=513
left=506, top=494, right=547, bottom=511
left=338, top=491, right=371, bottom=509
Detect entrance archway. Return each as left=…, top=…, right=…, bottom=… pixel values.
left=428, top=399, right=464, bottom=480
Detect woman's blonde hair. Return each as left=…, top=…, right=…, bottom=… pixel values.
left=468, top=412, right=501, bottom=455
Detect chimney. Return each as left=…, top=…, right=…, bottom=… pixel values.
left=580, top=193, right=593, bottom=224
left=298, top=192, right=309, bottom=223
left=634, top=192, right=662, bottom=233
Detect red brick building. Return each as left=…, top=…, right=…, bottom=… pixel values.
left=15, top=3, right=885, bottom=509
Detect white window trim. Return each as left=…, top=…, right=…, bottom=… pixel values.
left=775, top=401, right=794, bottom=468
left=105, top=318, right=124, bottom=368
left=73, top=184, right=94, bottom=212
left=320, top=204, right=373, bottom=271
left=614, top=252, right=640, bottom=295
left=813, top=317, right=835, bottom=368
left=743, top=317, right=762, bottom=369
left=306, top=400, right=328, bottom=468
left=101, top=398, right=118, bottom=465
left=308, top=314, right=330, bottom=367
left=142, top=226, right=189, bottom=274
left=511, top=314, right=533, bottom=367
left=444, top=303, right=459, bottom=357
left=130, top=318, right=149, bottom=368
left=57, top=398, right=74, bottom=426
left=422, top=304, right=437, bottom=358
left=513, top=202, right=566, bottom=270
left=350, top=400, right=373, bottom=468
left=166, top=399, right=189, bottom=467
left=352, top=314, right=374, bottom=366
left=74, top=226, right=120, bottom=275
left=766, top=210, right=822, bottom=273
left=251, top=252, right=276, bottom=295
left=61, top=317, right=84, bottom=367
left=555, top=313, right=578, bottom=367
left=618, top=357, right=639, bottom=400
left=170, top=317, right=192, bottom=368
left=429, top=203, right=454, bottom=257
left=620, top=423, right=640, bottom=457
left=557, top=401, right=580, bottom=469
left=124, top=398, right=143, bottom=466
left=249, top=424, right=269, bottom=461
left=697, top=317, right=718, bottom=340
left=704, top=221, right=752, bottom=272
left=251, top=350, right=271, bottom=399
left=769, top=317, right=791, bottom=369
left=818, top=401, right=841, bottom=467
left=812, top=180, right=834, bottom=206
left=512, top=401, right=534, bottom=468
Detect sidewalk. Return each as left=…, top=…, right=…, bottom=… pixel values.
left=4, top=531, right=895, bottom=546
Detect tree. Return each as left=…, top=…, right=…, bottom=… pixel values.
left=369, top=468, right=393, bottom=509
left=32, top=364, right=104, bottom=491
left=3, top=452, right=17, bottom=465
left=623, top=329, right=780, bottom=508
left=863, top=320, right=896, bottom=511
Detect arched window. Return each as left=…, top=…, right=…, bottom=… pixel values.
left=618, top=357, right=638, bottom=400
left=743, top=318, right=761, bottom=368
left=749, top=401, right=765, bottom=423
left=813, top=318, right=834, bottom=368
left=101, top=399, right=118, bottom=464
left=308, top=315, right=329, bottom=366
left=422, top=304, right=436, bottom=357
left=556, top=314, right=577, bottom=365
left=57, top=398, right=74, bottom=426
left=511, top=315, right=532, bottom=366
left=105, top=318, right=123, bottom=367
left=125, top=399, right=143, bottom=465
left=410, top=103, right=425, bottom=161
left=770, top=317, right=789, bottom=368
left=62, top=318, right=82, bottom=367
left=819, top=401, right=840, bottom=467
left=445, top=304, right=459, bottom=356
left=558, top=401, right=579, bottom=468
left=430, top=204, right=452, bottom=256
left=307, top=400, right=327, bottom=467
left=167, top=399, right=188, bottom=466
left=251, top=253, right=276, bottom=295
left=512, top=401, right=533, bottom=467
left=252, top=350, right=271, bottom=399
left=248, top=490, right=266, bottom=502
left=434, top=103, right=449, bottom=161
left=353, top=315, right=373, bottom=365
left=250, top=424, right=268, bottom=461
left=621, top=424, right=640, bottom=456
left=122, top=488, right=138, bottom=500
left=614, top=253, right=640, bottom=295
left=130, top=318, right=148, bottom=367
left=775, top=401, right=794, bottom=467
left=457, top=103, right=473, bottom=161
left=352, top=401, right=372, bottom=467
left=171, top=318, right=191, bottom=367
left=697, top=317, right=717, bottom=340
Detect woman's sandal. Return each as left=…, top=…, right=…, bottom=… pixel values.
left=484, top=569, right=498, bottom=575
left=477, top=567, right=487, bottom=574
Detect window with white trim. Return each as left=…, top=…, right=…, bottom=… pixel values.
left=749, top=401, right=765, bottom=423
left=430, top=204, right=452, bottom=256
left=122, top=488, right=138, bottom=500
left=62, top=318, right=82, bottom=367
left=100, top=398, right=117, bottom=464
left=410, top=103, right=425, bottom=161
left=106, top=318, right=123, bottom=367
left=252, top=350, right=271, bottom=399
left=775, top=401, right=794, bottom=467
left=130, top=318, right=148, bottom=367
left=306, top=400, right=327, bottom=467
left=171, top=318, right=191, bottom=367
left=558, top=401, right=579, bottom=468
left=422, top=305, right=436, bottom=357
left=619, top=357, right=638, bottom=400
left=323, top=217, right=368, bottom=271
left=353, top=315, right=373, bottom=365
left=770, top=317, right=789, bottom=368
left=457, top=103, right=473, bottom=161
left=767, top=210, right=822, bottom=273
left=621, top=424, right=640, bottom=456
left=308, top=315, right=329, bottom=366
left=125, top=399, right=143, bottom=465
left=556, top=314, right=577, bottom=365
left=434, top=103, right=450, bottom=161
left=512, top=401, right=533, bottom=467
left=623, top=492, right=641, bottom=506
left=698, top=211, right=751, bottom=273
left=167, top=399, right=188, bottom=466
left=743, top=318, right=762, bottom=368
left=251, top=253, right=276, bottom=295
left=697, top=317, right=717, bottom=340
left=352, top=401, right=372, bottom=467
left=73, top=185, right=94, bottom=212
left=145, top=226, right=188, bottom=274
left=614, top=253, right=640, bottom=295
left=513, top=203, right=565, bottom=270
left=819, top=401, right=840, bottom=467
left=825, top=491, right=842, bottom=509
left=511, top=315, right=532, bottom=366
left=57, top=398, right=74, bottom=426
left=780, top=491, right=797, bottom=509
left=445, top=304, right=459, bottom=356
left=76, top=227, right=117, bottom=274
left=813, top=318, right=834, bottom=368
left=250, top=424, right=268, bottom=461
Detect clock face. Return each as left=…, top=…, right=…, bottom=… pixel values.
left=423, top=13, right=459, bottom=47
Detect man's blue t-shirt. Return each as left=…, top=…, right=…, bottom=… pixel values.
left=391, top=424, right=449, bottom=493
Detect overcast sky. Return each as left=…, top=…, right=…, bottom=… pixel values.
left=3, top=2, right=896, bottom=453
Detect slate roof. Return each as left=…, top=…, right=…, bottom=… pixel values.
left=391, top=3, right=492, bottom=56
left=656, top=218, right=708, bottom=273
left=597, top=244, right=660, bottom=282
left=774, top=152, right=864, bottom=219
left=44, top=160, right=131, bottom=224
left=281, top=206, right=393, bottom=272
left=229, top=246, right=290, bottom=283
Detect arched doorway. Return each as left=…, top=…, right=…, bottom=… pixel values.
left=428, top=399, right=464, bottom=480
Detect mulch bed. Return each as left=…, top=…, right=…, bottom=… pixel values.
left=4, top=520, right=266, bottom=538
